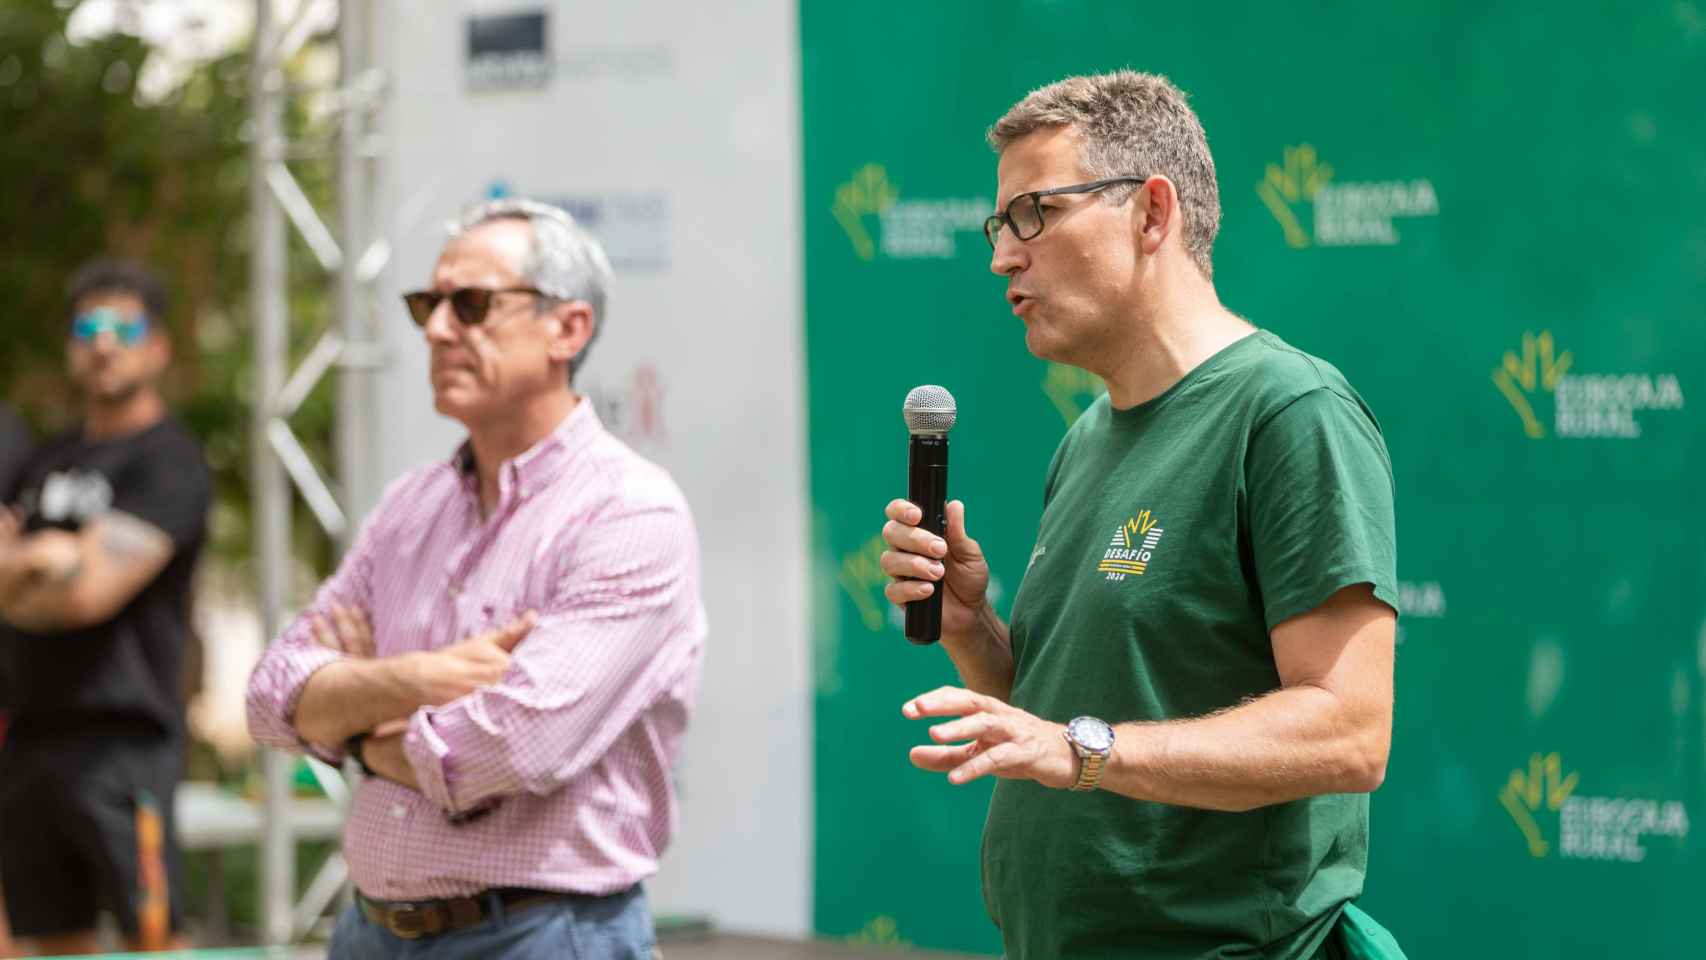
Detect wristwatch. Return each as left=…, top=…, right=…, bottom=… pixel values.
left=345, top=732, right=377, bottom=778
left=1063, top=716, right=1115, bottom=792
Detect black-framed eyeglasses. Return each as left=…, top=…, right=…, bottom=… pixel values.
left=983, top=176, right=1148, bottom=249
left=401, top=287, right=544, bottom=327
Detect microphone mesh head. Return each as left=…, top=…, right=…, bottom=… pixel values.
left=903, top=385, right=957, bottom=434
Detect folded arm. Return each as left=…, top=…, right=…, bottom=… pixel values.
left=0, top=512, right=174, bottom=633
left=245, top=510, right=381, bottom=762
left=399, top=502, right=704, bottom=816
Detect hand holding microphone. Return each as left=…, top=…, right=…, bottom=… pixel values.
left=881, top=386, right=991, bottom=645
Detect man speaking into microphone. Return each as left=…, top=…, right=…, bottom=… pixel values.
left=878, top=71, right=1405, bottom=960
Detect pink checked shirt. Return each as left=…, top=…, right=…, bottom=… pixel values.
left=246, top=401, right=705, bottom=899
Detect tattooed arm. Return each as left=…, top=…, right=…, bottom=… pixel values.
left=0, top=511, right=174, bottom=633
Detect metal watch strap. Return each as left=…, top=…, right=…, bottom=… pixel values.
left=1071, top=748, right=1106, bottom=792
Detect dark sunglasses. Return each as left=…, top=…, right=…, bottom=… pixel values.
left=401, top=287, right=544, bottom=327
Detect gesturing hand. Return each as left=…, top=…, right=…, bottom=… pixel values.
left=404, top=611, right=538, bottom=706
left=904, top=686, right=1078, bottom=790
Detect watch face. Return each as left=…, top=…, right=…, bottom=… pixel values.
left=1068, top=716, right=1114, bottom=752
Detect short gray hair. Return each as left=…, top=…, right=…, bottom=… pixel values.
left=451, top=198, right=613, bottom=376
left=988, top=70, right=1220, bottom=279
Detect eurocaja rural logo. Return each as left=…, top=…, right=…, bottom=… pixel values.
left=1499, top=752, right=1690, bottom=862
left=1256, top=144, right=1438, bottom=248
left=1492, top=330, right=1686, bottom=439
left=832, top=164, right=988, bottom=261
left=1098, top=510, right=1164, bottom=581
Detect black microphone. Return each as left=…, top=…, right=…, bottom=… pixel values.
left=902, top=385, right=957, bottom=645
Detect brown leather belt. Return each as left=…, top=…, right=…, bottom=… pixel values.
left=356, top=887, right=567, bottom=939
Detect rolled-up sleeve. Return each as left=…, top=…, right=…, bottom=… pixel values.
left=402, top=498, right=704, bottom=816
left=245, top=505, right=383, bottom=763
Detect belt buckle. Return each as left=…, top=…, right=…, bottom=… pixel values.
left=386, top=903, right=437, bottom=940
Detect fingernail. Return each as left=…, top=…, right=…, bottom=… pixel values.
left=931, top=539, right=947, bottom=557
left=931, top=562, right=945, bottom=578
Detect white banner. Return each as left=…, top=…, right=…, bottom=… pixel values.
left=371, top=0, right=807, bottom=935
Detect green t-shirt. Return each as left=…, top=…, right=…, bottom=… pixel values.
left=985, top=330, right=1399, bottom=960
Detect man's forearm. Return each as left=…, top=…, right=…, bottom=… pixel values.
left=360, top=732, right=420, bottom=791
left=0, top=548, right=83, bottom=631
left=1099, top=683, right=1390, bottom=812
left=0, top=551, right=31, bottom=601
left=941, top=600, right=1015, bottom=702
left=294, top=656, right=425, bottom=746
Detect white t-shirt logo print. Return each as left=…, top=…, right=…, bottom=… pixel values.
left=39, top=469, right=114, bottom=524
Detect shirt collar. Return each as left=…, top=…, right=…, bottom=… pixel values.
left=450, top=399, right=603, bottom=503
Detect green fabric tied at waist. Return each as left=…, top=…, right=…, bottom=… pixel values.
left=1323, top=903, right=1408, bottom=960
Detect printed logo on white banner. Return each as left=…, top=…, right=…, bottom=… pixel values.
left=465, top=11, right=552, bottom=92
left=833, top=164, right=988, bottom=261
left=486, top=181, right=670, bottom=272
left=1256, top=144, right=1438, bottom=248
left=583, top=363, right=668, bottom=449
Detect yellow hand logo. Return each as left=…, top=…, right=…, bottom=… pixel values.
left=832, top=164, right=899, bottom=261
left=1498, top=752, right=1580, bottom=857
left=1491, top=331, right=1572, bottom=439
left=1256, top=144, right=1334, bottom=248
left=838, top=533, right=890, bottom=632
left=1042, top=363, right=1105, bottom=427
left=849, top=915, right=910, bottom=946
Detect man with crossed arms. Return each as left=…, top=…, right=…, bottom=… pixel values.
left=248, top=199, right=704, bottom=959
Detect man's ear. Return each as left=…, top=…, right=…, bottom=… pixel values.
left=546, top=300, right=596, bottom=366
left=145, top=328, right=173, bottom=375
left=1134, top=176, right=1180, bottom=258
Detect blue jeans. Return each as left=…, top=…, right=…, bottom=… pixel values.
left=329, top=885, right=654, bottom=959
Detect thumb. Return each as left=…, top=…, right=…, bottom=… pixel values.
left=945, top=500, right=978, bottom=555
left=490, top=610, right=538, bottom=651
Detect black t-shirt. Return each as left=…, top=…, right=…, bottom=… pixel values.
left=0, top=405, right=32, bottom=710
left=0, top=406, right=30, bottom=501
left=0, top=416, right=209, bottom=743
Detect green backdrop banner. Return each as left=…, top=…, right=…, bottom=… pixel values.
left=804, top=2, right=1704, bottom=955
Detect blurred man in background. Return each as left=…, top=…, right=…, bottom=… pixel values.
left=880, top=71, right=1405, bottom=960
left=0, top=260, right=209, bottom=956
left=248, top=199, right=705, bottom=959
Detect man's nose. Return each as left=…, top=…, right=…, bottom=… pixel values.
left=422, top=298, right=460, bottom=342
left=989, top=227, right=1027, bottom=277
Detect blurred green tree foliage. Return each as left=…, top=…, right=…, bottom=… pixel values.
left=0, top=0, right=339, bottom=573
